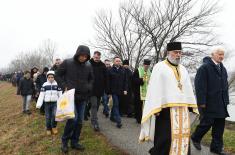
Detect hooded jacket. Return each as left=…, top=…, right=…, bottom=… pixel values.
left=195, top=56, right=229, bottom=118
left=56, top=45, right=94, bottom=101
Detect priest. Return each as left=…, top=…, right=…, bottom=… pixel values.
left=139, top=42, right=198, bottom=155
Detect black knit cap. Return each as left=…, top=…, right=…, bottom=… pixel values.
left=143, top=59, right=151, bottom=65
left=123, top=59, right=129, bottom=65
left=43, top=67, right=49, bottom=72
left=167, top=42, right=182, bottom=51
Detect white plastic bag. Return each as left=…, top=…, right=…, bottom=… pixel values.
left=55, top=89, right=75, bottom=122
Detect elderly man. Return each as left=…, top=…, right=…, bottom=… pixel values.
left=191, top=48, right=229, bottom=155
left=139, top=42, right=198, bottom=155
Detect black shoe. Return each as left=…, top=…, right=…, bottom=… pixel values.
left=116, top=123, right=122, bottom=128
left=94, top=125, right=100, bottom=132
left=105, top=113, right=109, bottom=118
left=210, top=149, right=228, bottom=155
left=71, top=143, right=85, bottom=151
left=127, top=114, right=133, bottom=118
left=26, top=110, right=31, bottom=115
left=84, top=116, right=88, bottom=121
left=61, top=143, right=69, bottom=153
left=110, top=117, right=116, bottom=123
left=191, top=138, right=201, bottom=150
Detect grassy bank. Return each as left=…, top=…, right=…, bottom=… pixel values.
left=0, top=82, right=126, bottom=155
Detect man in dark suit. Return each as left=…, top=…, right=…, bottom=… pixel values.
left=191, top=47, right=230, bottom=155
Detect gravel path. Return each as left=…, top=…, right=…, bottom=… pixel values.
left=97, top=111, right=218, bottom=155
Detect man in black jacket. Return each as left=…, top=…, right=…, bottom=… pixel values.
left=107, top=56, right=128, bottom=128
left=56, top=45, right=94, bottom=153
left=88, top=51, right=107, bottom=131
left=35, top=67, right=49, bottom=114
left=120, top=59, right=133, bottom=117
left=191, top=48, right=229, bottom=155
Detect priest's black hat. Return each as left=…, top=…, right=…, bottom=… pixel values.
left=143, top=59, right=151, bottom=65
left=167, top=42, right=182, bottom=51
left=123, top=59, right=129, bottom=65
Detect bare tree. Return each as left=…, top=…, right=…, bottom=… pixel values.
left=92, top=0, right=221, bottom=70
left=123, top=0, right=221, bottom=64
left=4, top=39, right=57, bottom=73
left=39, top=39, right=57, bottom=65
left=91, top=5, right=153, bottom=69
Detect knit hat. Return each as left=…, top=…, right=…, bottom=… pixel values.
left=123, top=59, right=129, bottom=65
left=46, top=71, right=55, bottom=77
left=43, top=67, right=49, bottom=72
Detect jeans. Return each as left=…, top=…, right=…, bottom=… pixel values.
left=22, top=95, right=32, bottom=111
left=102, top=93, right=110, bottom=115
left=62, top=100, right=86, bottom=145
left=44, top=102, right=57, bottom=130
left=90, top=96, right=101, bottom=126
left=110, top=94, right=121, bottom=124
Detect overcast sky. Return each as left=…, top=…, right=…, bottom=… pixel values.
left=0, top=0, right=235, bottom=69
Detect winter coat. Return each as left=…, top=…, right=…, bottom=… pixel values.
left=37, top=81, right=62, bottom=105
left=195, top=56, right=229, bottom=118
left=18, top=77, right=34, bottom=95
left=56, top=45, right=94, bottom=101
left=89, top=58, right=107, bottom=97
left=35, top=73, right=47, bottom=91
left=107, top=66, right=128, bottom=95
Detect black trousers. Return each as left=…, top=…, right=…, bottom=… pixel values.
left=192, top=117, right=225, bottom=152
left=150, top=108, right=171, bottom=155
left=150, top=108, right=191, bottom=155
left=135, top=100, right=143, bottom=123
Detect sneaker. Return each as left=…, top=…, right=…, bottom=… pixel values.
left=46, top=130, right=52, bottom=136
left=93, top=125, right=100, bottom=132
left=71, top=143, right=85, bottom=151
left=52, top=128, right=58, bottom=135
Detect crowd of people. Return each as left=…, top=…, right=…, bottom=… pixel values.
left=0, top=42, right=230, bottom=155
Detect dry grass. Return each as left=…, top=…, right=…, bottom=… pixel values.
left=0, top=82, right=127, bottom=155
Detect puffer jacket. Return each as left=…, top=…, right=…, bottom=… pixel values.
left=56, top=45, right=94, bottom=101
left=37, top=81, right=62, bottom=105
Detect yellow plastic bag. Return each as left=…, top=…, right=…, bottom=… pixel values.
left=56, top=89, right=75, bottom=121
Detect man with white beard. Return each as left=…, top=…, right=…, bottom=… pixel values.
left=139, top=42, right=198, bottom=155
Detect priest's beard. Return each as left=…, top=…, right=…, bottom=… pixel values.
left=168, top=56, right=181, bottom=65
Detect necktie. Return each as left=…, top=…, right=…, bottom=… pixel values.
left=217, top=64, right=221, bottom=73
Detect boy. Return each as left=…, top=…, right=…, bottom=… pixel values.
left=37, top=71, right=62, bottom=135
left=18, top=70, right=34, bottom=115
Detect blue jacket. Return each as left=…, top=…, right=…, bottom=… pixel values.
left=107, top=66, right=128, bottom=95
left=195, top=56, right=229, bottom=118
